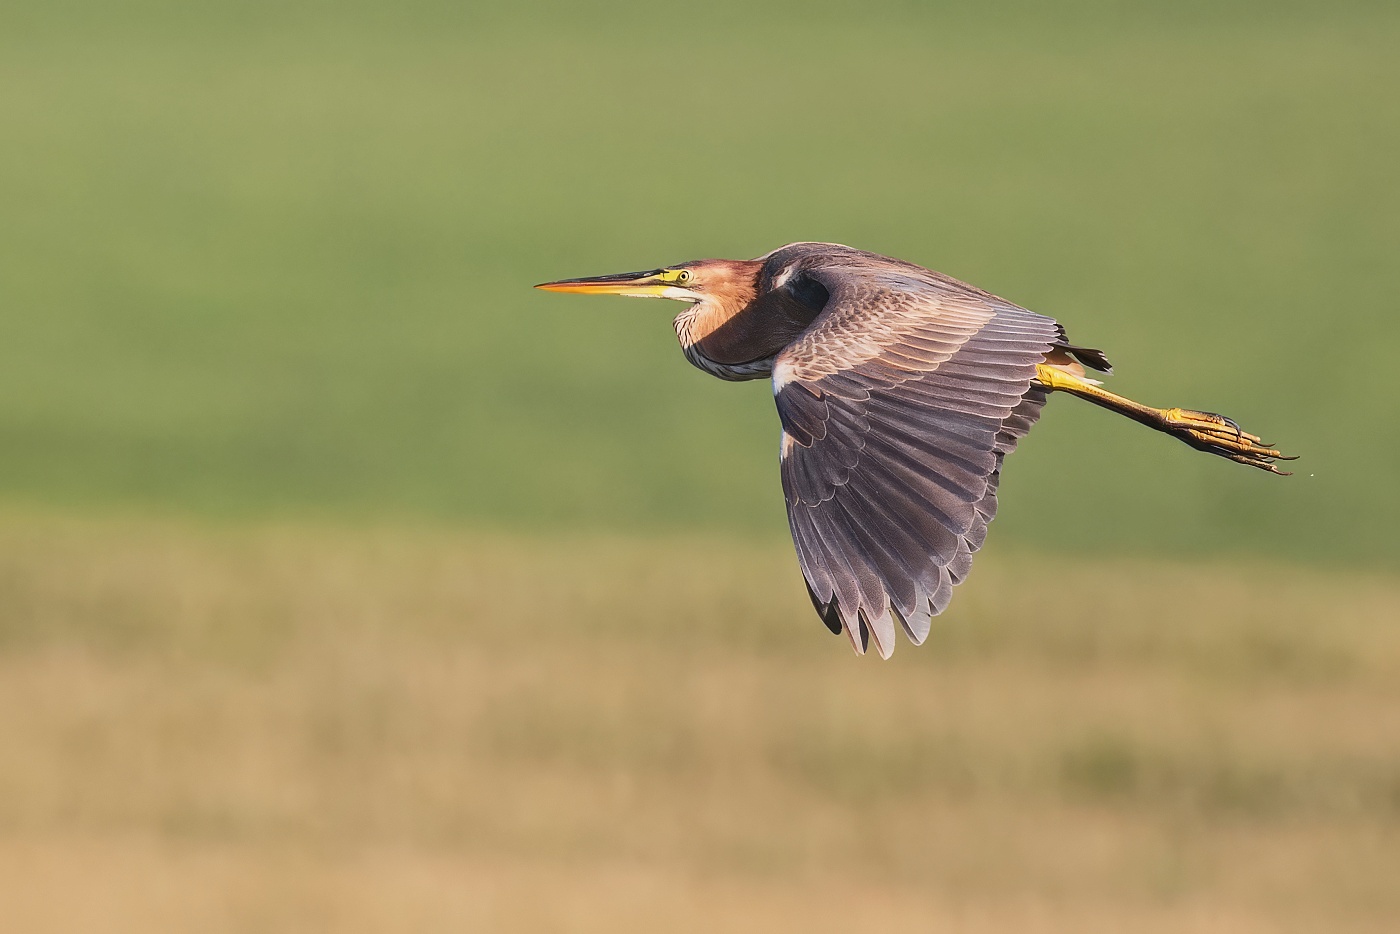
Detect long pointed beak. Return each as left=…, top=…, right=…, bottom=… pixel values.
left=534, top=268, right=669, bottom=297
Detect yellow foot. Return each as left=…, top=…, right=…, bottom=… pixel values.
left=1159, top=407, right=1296, bottom=474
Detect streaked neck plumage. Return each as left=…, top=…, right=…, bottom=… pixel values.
left=672, top=259, right=822, bottom=382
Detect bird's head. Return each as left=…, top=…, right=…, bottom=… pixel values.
left=534, top=258, right=762, bottom=307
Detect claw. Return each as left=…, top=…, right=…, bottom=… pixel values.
left=1211, top=412, right=1244, bottom=436
left=1165, top=407, right=1263, bottom=444
left=1172, top=407, right=1295, bottom=474
left=1221, top=450, right=1291, bottom=475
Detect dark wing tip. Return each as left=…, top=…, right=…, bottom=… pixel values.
left=804, top=580, right=844, bottom=635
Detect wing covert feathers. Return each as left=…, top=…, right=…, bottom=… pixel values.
left=771, top=246, right=1059, bottom=657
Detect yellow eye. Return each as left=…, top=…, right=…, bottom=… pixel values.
left=676, top=269, right=693, bottom=283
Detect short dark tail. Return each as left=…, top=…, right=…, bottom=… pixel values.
left=1057, top=342, right=1114, bottom=374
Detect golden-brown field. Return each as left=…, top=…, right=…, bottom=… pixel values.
left=0, top=514, right=1397, bottom=932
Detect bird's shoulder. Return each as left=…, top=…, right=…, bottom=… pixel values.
left=765, top=246, right=1047, bottom=386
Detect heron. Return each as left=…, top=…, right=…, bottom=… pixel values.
left=536, top=243, right=1292, bottom=658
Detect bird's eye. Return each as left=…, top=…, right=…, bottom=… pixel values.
left=676, top=269, right=693, bottom=283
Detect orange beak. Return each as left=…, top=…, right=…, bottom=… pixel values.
left=534, top=268, right=670, bottom=297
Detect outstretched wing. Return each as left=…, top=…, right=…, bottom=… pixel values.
left=772, top=249, right=1060, bottom=657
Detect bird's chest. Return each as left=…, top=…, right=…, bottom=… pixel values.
left=678, top=337, right=775, bottom=382
left=672, top=295, right=815, bottom=383
left=672, top=309, right=770, bottom=380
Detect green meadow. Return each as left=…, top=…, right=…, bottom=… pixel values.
left=1, top=1, right=1398, bottom=930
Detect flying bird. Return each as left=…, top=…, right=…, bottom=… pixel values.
left=536, top=243, right=1292, bottom=658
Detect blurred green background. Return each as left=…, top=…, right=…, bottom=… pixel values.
left=3, top=0, right=1396, bottom=564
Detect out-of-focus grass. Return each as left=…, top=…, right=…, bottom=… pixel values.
left=0, top=514, right=1396, bottom=932
left=0, top=1, right=1397, bottom=565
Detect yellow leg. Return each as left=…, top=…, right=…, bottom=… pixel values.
left=1034, top=364, right=1294, bottom=474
